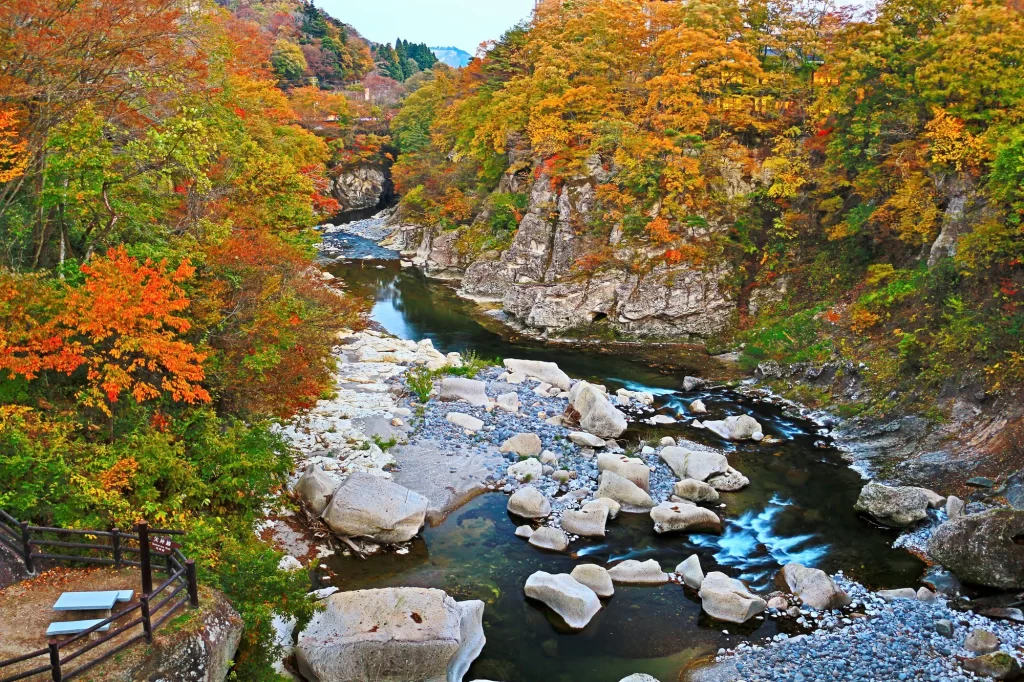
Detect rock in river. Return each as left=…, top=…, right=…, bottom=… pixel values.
left=659, top=447, right=728, bottom=482
left=528, top=526, right=570, bottom=552
left=570, top=564, right=614, bottom=598
left=702, top=415, right=764, bottom=441
left=507, top=486, right=551, bottom=519
left=321, top=473, right=428, bottom=543
left=608, top=559, right=669, bottom=585
left=707, top=467, right=750, bottom=492
left=596, top=471, right=655, bottom=512
left=650, top=501, right=722, bottom=534
left=677, top=554, right=704, bottom=590
left=295, top=463, right=339, bottom=516
left=928, top=508, right=1024, bottom=589
left=672, top=479, right=720, bottom=503
left=775, top=563, right=851, bottom=610
left=854, top=482, right=931, bottom=528
left=524, top=571, right=601, bottom=630
left=296, top=587, right=485, bottom=682
left=597, top=453, right=651, bottom=491
left=560, top=501, right=609, bottom=537
left=699, top=572, right=767, bottom=624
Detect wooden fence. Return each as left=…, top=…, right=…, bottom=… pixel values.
left=0, top=511, right=198, bottom=682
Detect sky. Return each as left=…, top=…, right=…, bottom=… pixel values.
left=319, top=0, right=536, bottom=54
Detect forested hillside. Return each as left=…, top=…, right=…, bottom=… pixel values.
left=389, top=0, right=1024, bottom=417
left=0, top=0, right=367, bottom=677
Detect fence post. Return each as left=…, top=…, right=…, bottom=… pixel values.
left=185, top=559, right=199, bottom=608
left=138, top=521, right=152, bottom=595
left=20, top=521, right=34, bottom=574
left=140, top=595, right=153, bottom=644
left=111, top=527, right=122, bottom=569
left=48, top=640, right=61, bottom=682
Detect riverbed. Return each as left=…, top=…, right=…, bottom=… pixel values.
left=319, top=234, right=925, bottom=682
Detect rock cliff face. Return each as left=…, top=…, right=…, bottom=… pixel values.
left=332, top=166, right=391, bottom=214
left=391, top=169, right=737, bottom=339
left=89, top=588, right=243, bottom=682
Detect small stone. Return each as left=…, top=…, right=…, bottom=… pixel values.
left=608, top=559, right=668, bottom=585
left=570, top=564, right=614, bottom=598
left=500, top=433, right=543, bottom=457
left=658, top=436, right=676, bottom=447
left=964, top=628, right=1000, bottom=655
left=934, top=619, right=954, bottom=637
left=676, top=554, right=704, bottom=590
left=689, top=399, right=708, bottom=414
left=515, top=525, right=534, bottom=539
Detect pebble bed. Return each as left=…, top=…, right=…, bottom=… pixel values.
left=718, top=575, right=1024, bottom=682
left=409, top=366, right=716, bottom=522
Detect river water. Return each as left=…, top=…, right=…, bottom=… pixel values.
left=322, top=235, right=923, bottom=682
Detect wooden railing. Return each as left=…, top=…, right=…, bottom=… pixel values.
left=0, top=512, right=198, bottom=682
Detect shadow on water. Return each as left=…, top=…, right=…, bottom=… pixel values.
left=323, top=258, right=925, bottom=682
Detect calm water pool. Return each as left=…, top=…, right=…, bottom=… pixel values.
left=323, top=255, right=924, bottom=682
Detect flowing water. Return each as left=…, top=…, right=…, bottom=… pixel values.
left=322, top=238, right=924, bottom=682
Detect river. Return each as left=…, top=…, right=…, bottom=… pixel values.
left=320, top=233, right=924, bottom=682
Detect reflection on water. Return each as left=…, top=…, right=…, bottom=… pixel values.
left=323, top=259, right=925, bottom=682
left=691, top=496, right=830, bottom=590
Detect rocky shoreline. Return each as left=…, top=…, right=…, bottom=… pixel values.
left=263, top=320, right=1023, bottom=682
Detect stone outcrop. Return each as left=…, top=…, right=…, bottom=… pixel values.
left=928, top=509, right=1024, bottom=589
left=321, top=473, right=428, bottom=543
left=524, top=571, right=602, bottom=630
left=296, top=588, right=484, bottom=682
left=332, top=166, right=389, bottom=213
left=854, top=482, right=932, bottom=528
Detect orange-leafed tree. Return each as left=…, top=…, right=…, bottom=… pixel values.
left=63, top=247, right=210, bottom=412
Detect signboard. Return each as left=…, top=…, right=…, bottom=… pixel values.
left=150, top=536, right=180, bottom=556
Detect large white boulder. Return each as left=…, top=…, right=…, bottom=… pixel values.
left=500, top=433, right=543, bottom=457
left=596, top=471, right=655, bottom=512
left=560, top=501, right=609, bottom=537
left=659, top=447, right=728, bottom=482
left=650, top=501, right=722, bottom=534
left=295, top=464, right=339, bottom=516
left=507, top=486, right=551, bottom=519
left=597, top=453, right=651, bottom=491
left=571, top=382, right=628, bottom=438
left=699, top=572, right=766, bottom=623
left=570, top=564, right=614, bottom=598
left=503, top=359, right=571, bottom=390
left=607, top=559, right=669, bottom=585
left=439, top=378, right=490, bottom=407
left=296, top=588, right=484, bottom=682
left=524, top=572, right=601, bottom=630
left=775, top=563, right=851, bottom=610
left=321, top=473, right=428, bottom=543
left=702, top=415, right=764, bottom=441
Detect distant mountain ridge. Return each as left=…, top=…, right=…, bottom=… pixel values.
left=430, top=46, right=473, bottom=68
